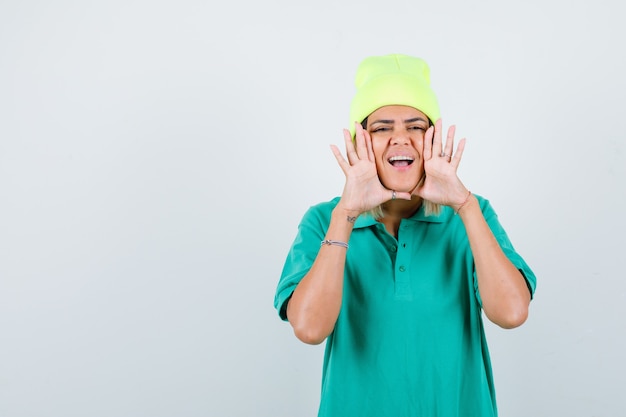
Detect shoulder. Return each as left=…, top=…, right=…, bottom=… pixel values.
left=472, top=193, right=499, bottom=218
left=434, top=193, right=498, bottom=229
left=420, top=194, right=494, bottom=224
left=472, top=193, right=490, bottom=207
left=298, top=197, right=341, bottom=228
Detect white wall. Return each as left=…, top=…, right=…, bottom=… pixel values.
left=1, top=1, right=624, bottom=416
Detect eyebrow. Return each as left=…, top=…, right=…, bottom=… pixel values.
left=370, top=117, right=428, bottom=125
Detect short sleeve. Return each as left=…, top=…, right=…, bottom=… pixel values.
left=274, top=203, right=332, bottom=321
left=472, top=197, right=537, bottom=306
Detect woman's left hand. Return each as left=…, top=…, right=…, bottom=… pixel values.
left=414, top=118, right=470, bottom=210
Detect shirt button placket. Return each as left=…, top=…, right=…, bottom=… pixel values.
left=395, top=222, right=412, bottom=299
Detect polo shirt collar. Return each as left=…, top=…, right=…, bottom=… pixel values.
left=353, top=205, right=452, bottom=229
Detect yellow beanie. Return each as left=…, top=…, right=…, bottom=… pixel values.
left=349, top=54, right=440, bottom=137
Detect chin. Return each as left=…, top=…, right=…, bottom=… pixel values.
left=380, top=172, right=423, bottom=194
left=399, top=179, right=422, bottom=193
left=384, top=183, right=419, bottom=195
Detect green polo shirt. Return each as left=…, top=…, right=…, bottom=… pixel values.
left=275, top=195, right=536, bottom=417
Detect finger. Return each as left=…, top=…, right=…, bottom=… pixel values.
left=444, top=124, right=456, bottom=159
left=432, top=118, right=443, bottom=157
left=423, top=125, right=434, bottom=160
left=450, top=138, right=466, bottom=169
left=354, top=122, right=368, bottom=159
left=330, top=144, right=350, bottom=174
left=364, top=128, right=375, bottom=162
left=343, top=128, right=359, bottom=165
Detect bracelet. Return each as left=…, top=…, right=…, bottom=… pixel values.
left=321, top=239, right=349, bottom=249
left=455, top=190, right=472, bottom=214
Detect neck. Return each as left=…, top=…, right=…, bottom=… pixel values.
left=378, top=196, right=422, bottom=237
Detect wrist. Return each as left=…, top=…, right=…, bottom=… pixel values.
left=326, top=205, right=358, bottom=243
left=453, top=190, right=472, bottom=214
left=334, top=203, right=361, bottom=223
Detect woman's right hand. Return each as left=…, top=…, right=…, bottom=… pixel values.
left=330, top=122, right=412, bottom=215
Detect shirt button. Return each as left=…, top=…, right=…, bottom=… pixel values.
left=399, top=266, right=406, bottom=272
left=390, top=245, right=397, bottom=252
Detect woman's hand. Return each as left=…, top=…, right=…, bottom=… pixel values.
left=331, top=122, right=411, bottom=215
left=414, top=119, right=470, bottom=210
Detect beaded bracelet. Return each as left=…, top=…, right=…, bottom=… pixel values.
left=321, top=239, right=349, bottom=249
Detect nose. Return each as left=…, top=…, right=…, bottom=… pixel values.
left=391, top=134, right=410, bottom=145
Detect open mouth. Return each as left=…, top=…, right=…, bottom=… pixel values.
left=388, top=155, right=415, bottom=167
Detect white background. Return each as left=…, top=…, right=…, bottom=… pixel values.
left=1, top=1, right=625, bottom=416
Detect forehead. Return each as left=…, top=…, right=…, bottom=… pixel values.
left=368, top=105, right=428, bottom=121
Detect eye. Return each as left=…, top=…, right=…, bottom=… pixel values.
left=371, top=126, right=390, bottom=133
left=409, top=126, right=426, bottom=131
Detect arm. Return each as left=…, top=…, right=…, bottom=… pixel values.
left=416, top=119, right=531, bottom=329
left=286, top=124, right=410, bottom=345
left=286, top=204, right=356, bottom=345
left=457, top=195, right=531, bottom=328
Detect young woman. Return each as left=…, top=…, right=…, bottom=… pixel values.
left=274, top=53, right=536, bottom=417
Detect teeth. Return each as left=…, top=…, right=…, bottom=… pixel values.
left=388, top=156, right=414, bottom=162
